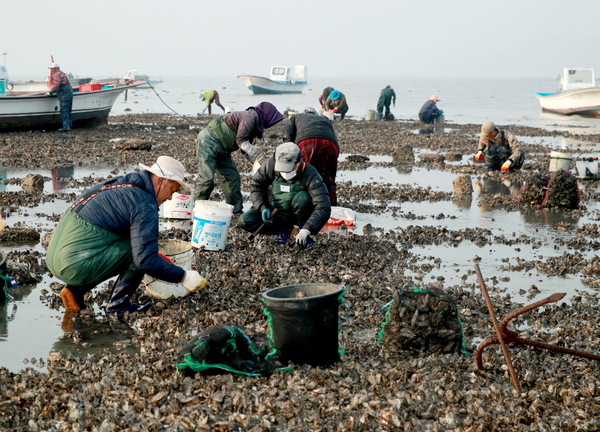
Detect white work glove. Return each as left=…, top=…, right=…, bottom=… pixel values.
left=240, top=140, right=259, bottom=158
left=294, top=228, right=311, bottom=247
left=182, top=270, right=208, bottom=293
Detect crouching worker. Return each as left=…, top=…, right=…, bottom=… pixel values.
left=46, top=156, right=208, bottom=313
left=237, top=142, right=331, bottom=249
left=474, top=121, right=525, bottom=172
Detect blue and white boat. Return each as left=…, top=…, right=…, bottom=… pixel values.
left=237, top=65, right=307, bottom=95
left=536, top=68, right=600, bottom=117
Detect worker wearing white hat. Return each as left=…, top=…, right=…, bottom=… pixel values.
left=47, top=156, right=207, bottom=315
left=48, top=62, right=73, bottom=131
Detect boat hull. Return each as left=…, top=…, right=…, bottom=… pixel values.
left=237, top=75, right=306, bottom=95
left=536, top=87, right=600, bottom=117
left=0, top=84, right=140, bottom=131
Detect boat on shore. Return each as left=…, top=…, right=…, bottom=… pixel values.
left=536, top=68, right=600, bottom=117
left=0, top=80, right=145, bottom=131
left=237, top=65, right=307, bottom=95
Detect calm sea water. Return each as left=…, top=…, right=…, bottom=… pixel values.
left=110, top=75, right=600, bottom=134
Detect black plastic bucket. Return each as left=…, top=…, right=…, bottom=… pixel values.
left=262, top=283, right=344, bottom=366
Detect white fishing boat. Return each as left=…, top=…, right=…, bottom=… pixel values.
left=0, top=80, right=145, bottom=131
left=535, top=68, right=600, bottom=117
left=237, top=65, right=307, bottom=95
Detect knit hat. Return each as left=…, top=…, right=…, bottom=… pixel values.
left=139, top=156, right=191, bottom=195
left=304, top=106, right=317, bottom=114
left=48, top=63, right=60, bottom=69
left=480, top=121, right=496, bottom=139
left=274, top=142, right=301, bottom=173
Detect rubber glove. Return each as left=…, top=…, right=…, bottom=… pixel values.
left=240, top=140, right=259, bottom=158
left=333, top=108, right=339, bottom=113
left=261, top=208, right=272, bottom=223
left=182, top=270, right=208, bottom=292
left=501, top=160, right=512, bottom=172
left=474, top=151, right=484, bottom=162
left=295, top=228, right=311, bottom=247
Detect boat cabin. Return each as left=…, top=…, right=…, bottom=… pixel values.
left=560, top=68, right=596, bottom=91
left=269, top=65, right=307, bottom=85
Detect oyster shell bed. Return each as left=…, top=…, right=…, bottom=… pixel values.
left=1, top=114, right=599, bottom=431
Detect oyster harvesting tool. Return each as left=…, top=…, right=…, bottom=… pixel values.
left=248, top=208, right=278, bottom=241
left=474, top=263, right=600, bottom=393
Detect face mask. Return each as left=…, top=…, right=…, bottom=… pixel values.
left=280, top=171, right=297, bottom=181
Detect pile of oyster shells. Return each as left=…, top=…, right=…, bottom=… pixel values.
left=0, top=114, right=598, bottom=431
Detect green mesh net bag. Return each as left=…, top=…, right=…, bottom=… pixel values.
left=176, top=325, right=288, bottom=377
left=378, top=284, right=469, bottom=355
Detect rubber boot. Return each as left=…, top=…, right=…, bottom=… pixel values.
left=60, top=285, right=88, bottom=311
left=105, top=276, right=152, bottom=313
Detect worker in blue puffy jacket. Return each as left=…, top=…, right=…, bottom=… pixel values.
left=47, top=156, right=208, bottom=314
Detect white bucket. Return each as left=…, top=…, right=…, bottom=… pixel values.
left=323, top=111, right=335, bottom=121
left=576, top=159, right=599, bottom=178
left=549, top=151, right=572, bottom=172
left=365, top=110, right=375, bottom=121
left=162, top=192, right=193, bottom=219
left=143, top=239, right=193, bottom=299
left=191, top=200, right=233, bottom=251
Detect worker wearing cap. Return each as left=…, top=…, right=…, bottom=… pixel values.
left=377, top=85, right=397, bottom=120
left=284, top=107, right=340, bottom=205
left=237, top=142, right=331, bottom=248
left=199, top=89, right=225, bottom=115
left=324, top=89, right=349, bottom=120
left=46, top=156, right=208, bottom=314
left=474, top=121, right=525, bottom=172
left=48, top=63, right=73, bottom=131
left=418, top=95, right=443, bottom=124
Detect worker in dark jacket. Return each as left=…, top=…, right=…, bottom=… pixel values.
left=195, top=102, right=284, bottom=214
left=46, top=156, right=208, bottom=313
left=376, top=85, right=396, bottom=120
left=418, top=95, right=443, bottom=124
left=324, top=89, right=349, bottom=120
left=237, top=142, right=331, bottom=249
left=284, top=107, right=340, bottom=205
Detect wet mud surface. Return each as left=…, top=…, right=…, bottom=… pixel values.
left=1, top=114, right=599, bottom=431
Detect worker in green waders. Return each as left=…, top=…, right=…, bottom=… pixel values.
left=46, top=156, right=208, bottom=314
left=237, top=142, right=331, bottom=249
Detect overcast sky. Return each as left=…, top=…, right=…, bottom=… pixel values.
left=3, top=0, right=600, bottom=80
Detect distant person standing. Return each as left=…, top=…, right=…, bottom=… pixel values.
left=474, top=121, right=525, bottom=172
left=324, top=89, right=349, bottom=120
left=48, top=63, right=73, bottom=131
left=318, top=86, right=334, bottom=109
left=284, top=107, right=340, bottom=205
left=418, top=95, right=443, bottom=124
left=376, top=85, right=396, bottom=120
left=200, top=89, right=225, bottom=115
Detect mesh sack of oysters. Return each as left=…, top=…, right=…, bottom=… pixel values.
left=519, top=171, right=580, bottom=209
left=378, top=285, right=467, bottom=355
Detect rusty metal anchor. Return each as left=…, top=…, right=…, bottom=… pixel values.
left=474, top=263, right=600, bottom=393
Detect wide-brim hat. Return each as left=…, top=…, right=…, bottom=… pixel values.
left=275, top=142, right=301, bottom=173
left=139, top=155, right=191, bottom=195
